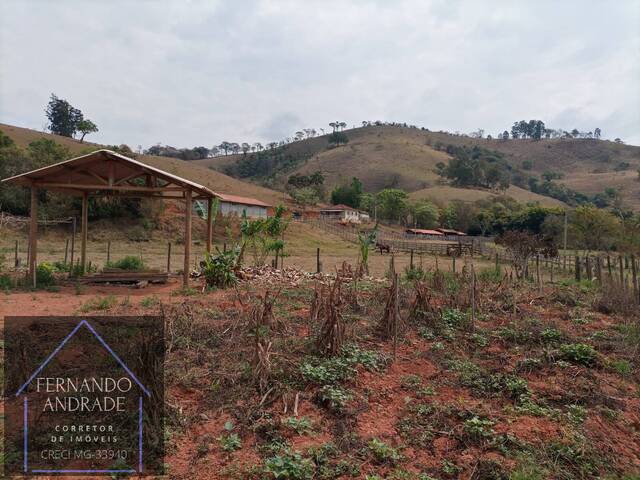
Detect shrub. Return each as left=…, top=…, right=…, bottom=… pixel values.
left=0, top=274, right=13, bottom=290
left=559, top=343, right=598, bottom=366
left=107, top=255, right=145, bottom=271
left=36, top=262, right=56, bottom=287
left=202, top=247, right=238, bottom=289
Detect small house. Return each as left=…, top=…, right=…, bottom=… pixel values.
left=320, top=204, right=361, bottom=222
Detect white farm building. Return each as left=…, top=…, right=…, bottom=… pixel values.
left=218, top=193, right=271, bottom=218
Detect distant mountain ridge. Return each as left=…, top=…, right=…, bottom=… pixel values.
left=194, top=125, right=640, bottom=210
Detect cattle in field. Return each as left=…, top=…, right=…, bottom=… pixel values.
left=376, top=242, right=391, bottom=254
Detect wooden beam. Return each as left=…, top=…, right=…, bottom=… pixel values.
left=114, top=172, right=143, bottom=186
left=60, top=164, right=109, bottom=184
left=206, top=197, right=214, bottom=254
left=34, top=182, right=185, bottom=192
left=29, top=186, right=38, bottom=287
left=81, top=191, right=88, bottom=275
left=184, top=190, right=192, bottom=288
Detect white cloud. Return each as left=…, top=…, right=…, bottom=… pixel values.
left=1, top=0, right=638, bottom=147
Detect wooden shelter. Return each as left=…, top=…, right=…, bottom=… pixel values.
left=1, top=149, right=218, bottom=288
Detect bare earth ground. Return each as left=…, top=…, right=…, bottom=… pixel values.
left=1, top=268, right=638, bottom=479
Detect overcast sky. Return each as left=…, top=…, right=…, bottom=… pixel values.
left=1, top=0, right=639, bottom=148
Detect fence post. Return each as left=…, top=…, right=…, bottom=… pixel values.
left=167, top=242, right=172, bottom=273
left=410, top=249, right=414, bottom=269
left=595, top=256, right=602, bottom=284
left=64, top=238, right=69, bottom=265
left=607, top=255, right=612, bottom=281
left=585, top=256, right=592, bottom=281
left=619, top=256, right=624, bottom=289
left=575, top=256, right=581, bottom=282
left=632, top=255, right=638, bottom=303
left=316, top=247, right=321, bottom=273
left=14, top=240, right=19, bottom=270
left=70, top=216, right=76, bottom=276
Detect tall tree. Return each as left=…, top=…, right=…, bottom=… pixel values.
left=45, top=94, right=84, bottom=137
left=76, top=119, right=98, bottom=142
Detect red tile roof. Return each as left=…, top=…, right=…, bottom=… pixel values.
left=406, top=228, right=444, bottom=236
left=218, top=193, right=271, bottom=207
left=320, top=204, right=357, bottom=211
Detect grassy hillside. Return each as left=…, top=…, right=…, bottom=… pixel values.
left=409, top=185, right=566, bottom=208
left=0, top=123, right=285, bottom=205
left=199, top=125, right=640, bottom=209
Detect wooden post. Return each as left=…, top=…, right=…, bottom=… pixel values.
left=14, top=240, right=19, bottom=270
left=495, top=252, right=499, bottom=272
left=563, top=254, right=567, bottom=273
left=607, top=256, right=612, bottom=281
left=184, top=190, right=192, bottom=288
left=585, top=256, right=592, bottom=281
left=632, top=255, right=638, bottom=303
left=595, top=256, right=602, bottom=284
left=70, top=216, right=76, bottom=275
left=80, top=192, right=88, bottom=275
left=575, top=256, right=581, bottom=282
left=106, top=240, right=111, bottom=265
left=410, top=249, right=414, bottom=269
left=316, top=247, right=321, bottom=273
left=29, top=186, right=38, bottom=287
left=619, top=256, right=624, bottom=289
left=206, top=197, right=214, bottom=254
left=167, top=242, right=172, bottom=273
left=470, top=263, right=476, bottom=331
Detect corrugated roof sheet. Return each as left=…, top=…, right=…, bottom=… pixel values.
left=218, top=193, right=271, bottom=207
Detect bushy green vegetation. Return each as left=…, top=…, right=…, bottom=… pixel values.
left=106, top=255, right=145, bottom=270
left=435, top=144, right=513, bottom=190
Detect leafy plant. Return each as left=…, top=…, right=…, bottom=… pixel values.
left=559, top=343, right=598, bottom=366
left=36, top=262, right=56, bottom=286
left=264, top=451, right=314, bottom=479
left=219, top=432, right=242, bottom=452
left=367, top=438, right=401, bottom=465
left=356, top=227, right=377, bottom=276
left=202, top=246, right=239, bottom=289
left=317, top=385, right=353, bottom=411
left=283, top=417, right=314, bottom=435
left=463, top=416, right=495, bottom=441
